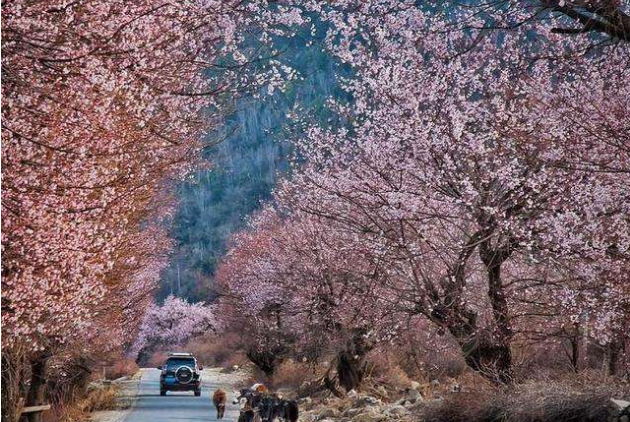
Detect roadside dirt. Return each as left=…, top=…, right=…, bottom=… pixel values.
left=90, top=374, right=141, bottom=422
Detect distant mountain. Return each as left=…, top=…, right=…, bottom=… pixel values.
left=156, top=30, right=347, bottom=302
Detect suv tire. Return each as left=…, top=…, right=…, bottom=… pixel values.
left=175, top=366, right=194, bottom=384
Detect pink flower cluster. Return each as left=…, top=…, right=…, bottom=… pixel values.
left=132, top=295, right=218, bottom=355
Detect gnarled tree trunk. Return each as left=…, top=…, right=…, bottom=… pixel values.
left=478, top=240, right=514, bottom=384
left=25, top=348, right=52, bottom=422
left=336, top=329, right=373, bottom=392
left=606, top=337, right=624, bottom=377
left=429, top=231, right=515, bottom=385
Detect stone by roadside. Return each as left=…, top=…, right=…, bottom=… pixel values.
left=610, top=399, right=630, bottom=422
left=300, top=383, right=428, bottom=422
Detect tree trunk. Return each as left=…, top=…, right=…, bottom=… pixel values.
left=337, top=350, right=365, bottom=392
left=459, top=335, right=512, bottom=384
left=606, top=338, right=622, bottom=377
left=570, top=334, right=580, bottom=372
left=428, top=231, right=515, bottom=384
left=432, top=291, right=513, bottom=384
left=336, top=330, right=373, bottom=392
left=566, top=321, right=583, bottom=373
left=25, top=349, right=52, bottom=422
left=579, top=317, right=589, bottom=370
left=1, top=347, right=27, bottom=422
left=246, top=348, right=279, bottom=377
left=478, top=240, right=514, bottom=384
left=322, top=363, right=345, bottom=399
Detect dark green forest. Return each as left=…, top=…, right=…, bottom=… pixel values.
left=156, top=34, right=344, bottom=302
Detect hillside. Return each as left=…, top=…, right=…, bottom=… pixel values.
left=156, top=34, right=344, bottom=302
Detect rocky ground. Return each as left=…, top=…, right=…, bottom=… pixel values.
left=299, top=382, right=432, bottom=422
left=299, top=384, right=630, bottom=422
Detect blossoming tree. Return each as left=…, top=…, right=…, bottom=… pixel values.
left=219, top=0, right=629, bottom=385
left=1, top=0, right=248, bottom=417
left=132, top=296, right=218, bottom=364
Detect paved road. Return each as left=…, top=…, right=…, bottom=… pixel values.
left=125, top=369, right=241, bottom=422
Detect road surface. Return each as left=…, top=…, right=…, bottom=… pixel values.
left=125, top=368, right=242, bottom=422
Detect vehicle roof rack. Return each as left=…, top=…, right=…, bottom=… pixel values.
left=168, top=352, right=193, bottom=357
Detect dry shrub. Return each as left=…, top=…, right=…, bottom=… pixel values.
left=1, top=344, right=29, bottom=422
left=48, top=355, right=93, bottom=409
left=52, top=385, right=119, bottom=422
left=420, top=390, right=499, bottom=422
left=507, top=384, right=612, bottom=422
left=169, top=333, right=247, bottom=367
left=238, top=359, right=321, bottom=395
left=388, top=319, right=466, bottom=381
left=146, top=336, right=249, bottom=369
left=78, top=386, right=119, bottom=412
left=366, top=350, right=414, bottom=390
left=144, top=335, right=249, bottom=370
left=420, top=347, right=467, bottom=380
left=418, top=376, right=623, bottom=422
left=270, top=360, right=315, bottom=390
left=148, top=351, right=170, bottom=368
left=102, top=358, right=139, bottom=380
left=186, top=333, right=247, bottom=367
left=246, top=364, right=276, bottom=388
left=455, top=371, right=495, bottom=393
left=512, top=341, right=577, bottom=381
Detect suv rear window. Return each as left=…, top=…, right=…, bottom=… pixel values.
left=165, top=358, right=195, bottom=369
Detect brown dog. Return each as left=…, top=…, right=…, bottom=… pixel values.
left=252, top=383, right=268, bottom=394
left=213, top=388, right=227, bottom=419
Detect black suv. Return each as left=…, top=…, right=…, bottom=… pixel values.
left=158, top=353, right=203, bottom=396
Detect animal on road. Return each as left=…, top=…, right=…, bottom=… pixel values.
left=252, top=383, right=269, bottom=394
left=233, top=384, right=298, bottom=422
left=271, top=398, right=299, bottom=422
left=233, top=388, right=262, bottom=409
left=212, top=388, right=227, bottom=419
left=237, top=409, right=258, bottom=422
left=258, top=394, right=299, bottom=422
left=259, top=395, right=277, bottom=422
